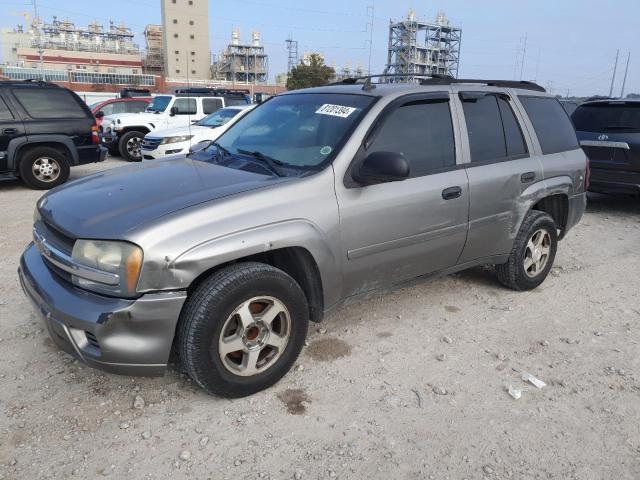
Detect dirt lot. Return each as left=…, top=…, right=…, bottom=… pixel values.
left=1, top=157, right=639, bottom=480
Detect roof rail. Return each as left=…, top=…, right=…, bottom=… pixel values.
left=173, top=87, right=250, bottom=96
left=328, top=73, right=546, bottom=93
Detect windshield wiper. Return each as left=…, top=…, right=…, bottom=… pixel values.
left=212, top=142, right=231, bottom=157
left=236, top=148, right=285, bottom=177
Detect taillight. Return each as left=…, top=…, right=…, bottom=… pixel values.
left=91, top=124, right=99, bottom=145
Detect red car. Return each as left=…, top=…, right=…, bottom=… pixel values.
left=90, top=97, right=152, bottom=126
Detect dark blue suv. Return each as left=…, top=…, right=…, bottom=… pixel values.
left=572, top=99, right=640, bottom=195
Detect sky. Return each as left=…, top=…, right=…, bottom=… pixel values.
left=0, top=0, right=638, bottom=97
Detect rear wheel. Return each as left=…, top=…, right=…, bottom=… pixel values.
left=118, top=131, right=144, bottom=161
left=18, top=146, right=70, bottom=190
left=178, top=262, right=309, bottom=397
left=496, top=210, right=558, bottom=291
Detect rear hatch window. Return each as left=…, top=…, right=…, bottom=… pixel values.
left=13, top=88, right=89, bottom=119
left=572, top=102, right=640, bottom=133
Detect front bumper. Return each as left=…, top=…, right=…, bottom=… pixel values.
left=19, top=243, right=187, bottom=376
left=141, top=142, right=189, bottom=160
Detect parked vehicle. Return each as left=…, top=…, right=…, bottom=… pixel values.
left=119, top=87, right=152, bottom=98
left=572, top=99, right=640, bottom=194
left=99, top=88, right=252, bottom=161
left=19, top=76, right=587, bottom=397
left=89, top=97, right=152, bottom=128
left=141, top=105, right=254, bottom=160
left=0, top=80, right=105, bottom=189
left=560, top=100, right=579, bottom=116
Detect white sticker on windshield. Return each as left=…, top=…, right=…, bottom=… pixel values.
left=315, top=104, right=357, bottom=118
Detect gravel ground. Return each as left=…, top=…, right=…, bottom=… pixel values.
left=1, top=157, right=639, bottom=480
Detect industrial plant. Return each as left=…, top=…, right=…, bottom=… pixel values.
left=211, top=29, right=269, bottom=84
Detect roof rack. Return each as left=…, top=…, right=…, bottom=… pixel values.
left=329, top=73, right=546, bottom=93
left=173, top=87, right=250, bottom=97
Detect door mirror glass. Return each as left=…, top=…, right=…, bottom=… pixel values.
left=169, top=106, right=178, bottom=116
left=352, top=151, right=410, bottom=186
left=95, top=110, right=105, bottom=119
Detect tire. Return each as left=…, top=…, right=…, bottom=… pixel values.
left=118, top=131, right=144, bottom=161
left=178, top=262, right=309, bottom=397
left=18, top=146, right=70, bottom=190
left=496, top=210, right=558, bottom=291
left=107, top=146, right=120, bottom=157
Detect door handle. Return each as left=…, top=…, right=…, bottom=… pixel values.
left=521, top=172, right=536, bottom=183
left=2, top=128, right=17, bottom=135
left=442, top=186, right=462, bottom=200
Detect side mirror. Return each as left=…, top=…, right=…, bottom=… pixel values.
left=170, top=106, right=178, bottom=116
left=352, top=151, right=410, bottom=186
left=95, top=111, right=105, bottom=119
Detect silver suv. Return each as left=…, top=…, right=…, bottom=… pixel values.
left=19, top=76, right=588, bottom=397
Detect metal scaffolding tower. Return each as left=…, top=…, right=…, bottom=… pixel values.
left=211, top=29, right=269, bottom=83
left=286, top=35, right=298, bottom=74
left=384, top=11, right=462, bottom=79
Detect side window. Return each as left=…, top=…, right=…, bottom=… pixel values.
left=0, top=97, right=15, bottom=120
left=125, top=101, right=149, bottom=113
left=13, top=88, right=87, bottom=119
left=497, top=97, right=527, bottom=157
left=172, top=98, right=197, bottom=115
left=224, top=97, right=249, bottom=107
left=519, top=96, right=579, bottom=154
left=460, top=93, right=507, bottom=163
left=98, top=103, right=114, bottom=116
left=367, top=99, right=456, bottom=177
left=110, top=102, right=127, bottom=115
left=203, top=98, right=223, bottom=114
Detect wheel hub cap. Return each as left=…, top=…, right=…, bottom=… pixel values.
left=524, top=229, right=551, bottom=278
left=32, top=157, right=60, bottom=182
left=242, top=321, right=270, bottom=349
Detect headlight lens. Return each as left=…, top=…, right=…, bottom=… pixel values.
left=161, top=135, right=194, bottom=144
left=71, top=240, right=143, bottom=297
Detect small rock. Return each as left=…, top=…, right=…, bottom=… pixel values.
left=234, top=459, right=242, bottom=467
left=483, top=465, right=494, bottom=475
left=100, top=466, right=114, bottom=476
left=133, top=395, right=145, bottom=410
left=296, top=364, right=305, bottom=372
left=294, top=470, right=303, bottom=480
left=496, top=352, right=506, bottom=361
left=432, top=386, right=447, bottom=395
left=442, top=336, right=453, bottom=344
left=199, top=436, right=209, bottom=447
left=317, top=328, right=327, bottom=335
left=328, top=471, right=336, bottom=478
left=540, top=340, right=550, bottom=347
left=436, top=353, right=446, bottom=362
left=594, top=331, right=602, bottom=336
left=141, top=431, right=152, bottom=440
left=179, top=450, right=192, bottom=461
left=119, top=422, right=130, bottom=430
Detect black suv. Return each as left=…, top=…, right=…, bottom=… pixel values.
left=0, top=80, right=106, bottom=189
left=572, top=99, right=640, bottom=195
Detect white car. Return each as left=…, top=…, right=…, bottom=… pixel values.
left=140, top=105, right=255, bottom=160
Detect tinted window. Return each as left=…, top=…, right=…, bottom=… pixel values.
left=146, top=95, right=172, bottom=112
left=173, top=98, right=197, bottom=115
left=13, top=88, right=87, bottom=119
left=125, top=101, right=149, bottom=113
left=224, top=96, right=249, bottom=107
left=571, top=102, right=640, bottom=133
left=519, top=96, right=578, bottom=154
left=203, top=98, right=223, bottom=114
left=368, top=99, right=456, bottom=176
left=461, top=93, right=506, bottom=162
left=497, top=97, right=527, bottom=157
left=99, top=102, right=127, bottom=116
left=0, top=97, right=14, bottom=120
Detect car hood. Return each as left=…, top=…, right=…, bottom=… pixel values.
left=38, top=158, right=290, bottom=239
left=147, top=125, right=215, bottom=139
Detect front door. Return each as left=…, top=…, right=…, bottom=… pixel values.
left=0, top=93, right=24, bottom=173
left=335, top=93, right=469, bottom=298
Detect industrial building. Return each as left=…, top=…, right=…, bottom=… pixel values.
left=385, top=11, right=462, bottom=79
left=212, top=29, right=268, bottom=83
left=143, top=25, right=164, bottom=75
left=160, top=0, right=211, bottom=80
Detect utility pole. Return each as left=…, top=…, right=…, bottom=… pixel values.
left=519, top=32, right=527, bottom=80
left=608, top=49, right=619, bottom=97
left=620, top=52, right=631, bottom=98
left=366, top=0, right=375, bottom=75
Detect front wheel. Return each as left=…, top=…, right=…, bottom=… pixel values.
left=118, top=131, right=144, bottom=161
left=178, top=262, right=309, bottom=397
left=496, top=210, right=558, bottom=291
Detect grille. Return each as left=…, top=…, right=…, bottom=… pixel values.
left=141, top=137, right=162, bottom=150
left=85, top=331, right=100, bottom=350
left=39, top=220, right=75, bottom=254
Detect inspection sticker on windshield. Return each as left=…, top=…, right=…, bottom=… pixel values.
left=315, top=104, right=357, bottom=118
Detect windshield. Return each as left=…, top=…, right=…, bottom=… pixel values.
left=196, top=108, right=242, bottom=127
left=146, top=96, right=172, bottom=113
left=572, top=103, right=640, bottom=132
left=209, top=93, right=374, bottom=170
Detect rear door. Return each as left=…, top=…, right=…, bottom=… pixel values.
left=335, top=93, right=469, bottom=296
left=0, top=92, right=24, bottom=173
left=456, top=91, right=543, bottom=262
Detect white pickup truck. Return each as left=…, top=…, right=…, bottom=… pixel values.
left=99, top=88, right=251, bottom=161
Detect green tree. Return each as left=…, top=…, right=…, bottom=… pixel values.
left=286, top=54, right=335, bottom=90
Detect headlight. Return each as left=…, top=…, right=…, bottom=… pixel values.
left=161, top=135, right=194, bottom=145
left=71, top=240, right=143, bottom=297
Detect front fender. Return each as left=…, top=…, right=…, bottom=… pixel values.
left=165, top=219, right=341, bottom=307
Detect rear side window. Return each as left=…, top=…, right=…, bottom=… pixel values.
left=173, top=98, right=197, bottom=115
left=519, top=96, right=578, bottom=154
left=571, top=103, right=640, bottom=133
left=0, top=97, right=14, bottom=120
left=224, top=96, right=249, bottom=107
left=498, top=97, right=527, bottom=157
left=125, top=101, right=149, bottom=113
left=203, top=98, right=223, bottom=114
left=12, top=88, right=87, bottom=119
left=462, top=93, right=507, bottom=163
left=368, top=98, right=456, bottom=177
